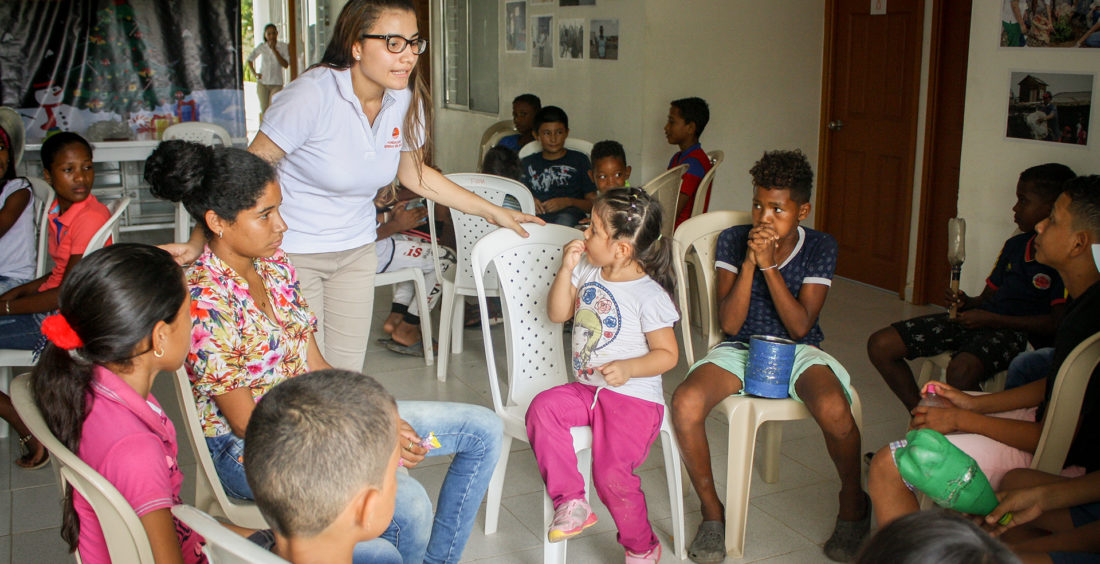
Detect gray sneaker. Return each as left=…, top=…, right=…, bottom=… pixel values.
left=823, top=494, right=872, bottom=562
left=688, top=520, right=725, bottom=563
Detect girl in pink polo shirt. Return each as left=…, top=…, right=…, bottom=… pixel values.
left=31, top=243, right=205, bottom=563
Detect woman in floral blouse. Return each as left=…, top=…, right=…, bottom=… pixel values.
left=147, top=140, right=502, bottom=564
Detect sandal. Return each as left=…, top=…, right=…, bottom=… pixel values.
left=823, top=492, right=872, bottom=562
left=688, top=520, right=725, bottom=563
left=385, top=338, right=438, bottom=357
left=16, top=434, right=49, bottom=470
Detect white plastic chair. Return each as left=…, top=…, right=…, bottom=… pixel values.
left=0, top=196, right=128, bottom=438
left=670, top=212, right=863, bottom=559
left=471, top=224, right=687, bottom=561
left=429, top=173, right=536, bottom=382
left=672, top=211, right=752, bottom=365
left=1028, top=332, right=1100, bottom=474
left=162, top=122, right=232, bottom=243
left=644, top=164, right=688, bottom=241
left=171, top=367, right=269, bottom=529
left=477, top=119, right=516, bottom=168
left=10, top=373, right=156, bottom=563
left=917, top=352, right=1008, bottom=393
left=374, top=267, right=434, bottom=365
left=689, top=151, right=725, bottom=219
left=517, top=138, right=595, bottom=160
left=172, top=505, right=289, bottom=564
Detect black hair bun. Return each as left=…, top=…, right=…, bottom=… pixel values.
left=144, top=140, right=213, bottom=203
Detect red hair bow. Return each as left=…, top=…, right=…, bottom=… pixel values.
left=41, top=314, right=84, bottom=350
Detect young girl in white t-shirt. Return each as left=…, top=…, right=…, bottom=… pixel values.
left=526, top=187, right=679, bottom=564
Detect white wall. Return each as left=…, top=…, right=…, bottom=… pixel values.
left=956, top=3, right=1099, bottom=294
left=432, top=0, right=827, bottom=228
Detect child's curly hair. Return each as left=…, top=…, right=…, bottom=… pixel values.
left=749, top=149, right=814, bottom=204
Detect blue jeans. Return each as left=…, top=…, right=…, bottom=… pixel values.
left=0, top=311, right=47, bottom=350
left=207, top=401, right=501, bottom=564
left=1005, top=347, right=1054, bottom=389
left=391, top=400, right=502, bottom=564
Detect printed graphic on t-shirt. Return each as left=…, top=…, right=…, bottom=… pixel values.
left=528, top=164, right=579, bottom=196
left=572, top=282, right=621, bottom=382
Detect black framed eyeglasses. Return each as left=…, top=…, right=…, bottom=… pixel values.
left=361, top=34, right=428, bottom=55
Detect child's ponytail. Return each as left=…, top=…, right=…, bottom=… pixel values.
left=596, top=188, right=677, bottom=297
left=30, top=243, right=187, bottom=553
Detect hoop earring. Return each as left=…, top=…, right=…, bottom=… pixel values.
left=153, top=348, right=164, bottom=359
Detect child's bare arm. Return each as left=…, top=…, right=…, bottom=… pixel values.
left=910, top=407, right=1043, bottom=453
left=716, top=261, right=754, bottom=336
left=927, top=379, right=1047, bottom=415
left=599, top=327, right=678, bottom=387
left=548, top=239, right=585, bottom=323
left=955, top=303, right=1063, bottom=337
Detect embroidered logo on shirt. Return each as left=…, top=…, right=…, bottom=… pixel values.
left=1033, top=273, right=1052, bottom=290
left=385, top=127, right=402, bottom=149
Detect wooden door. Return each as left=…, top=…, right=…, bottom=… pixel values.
left=818, top=0, right=924, bottom=295
left=913, top=0, right=970, bottom=305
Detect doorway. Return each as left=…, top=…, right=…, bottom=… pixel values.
left=817, top=0, right=925, bottom=296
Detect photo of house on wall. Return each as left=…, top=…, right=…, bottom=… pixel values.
left=1006, top=72, right=1092, bottom=145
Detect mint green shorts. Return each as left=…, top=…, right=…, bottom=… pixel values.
left=688, top=341, right=852, bottom=404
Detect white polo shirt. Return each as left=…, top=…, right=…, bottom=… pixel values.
left=247, top=42, right=289, bottom=86
left=260, top=67, right=423, bottom=254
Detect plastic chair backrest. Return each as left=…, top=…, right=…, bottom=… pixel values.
left=644, top=164, right=688, bottom=240
left=517, top=138, right=595, bottom=160
left=84, top=196, right=130, bottom=255
left=9, top=373, right=156, bottom=563
left=1030, top=331, right=1100, bottom=474
left=31, top=182, right=53, bottom=278
left=162, top=122, right=232, bottom=146
left=477, top=119, right=516, bottom=168
left=673, top=210, right=753, bottom=364
left=691, top=150, right=725, bottom=218
left=440, top=173, right=536, bottom=293
left=471, top=223, right=583, bottom=409
left=171, top=505, right=289, bottom=563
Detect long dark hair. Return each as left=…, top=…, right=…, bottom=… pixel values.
left=855, top=510, right=1020, bottom=564
left=318, top=0, right=432, bottom=168
left=31, top=243, right=186, bottom=552
left=595, top=187, right=676, bottom=297
left=145, top=140, right=277, bottom=237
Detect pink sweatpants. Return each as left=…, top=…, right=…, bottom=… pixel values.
left=525, top=382, right=664, bottom=554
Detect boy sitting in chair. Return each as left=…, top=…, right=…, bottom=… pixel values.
left=672, top=149, right=866, bottom=562
left=245, top=369, right=401, bottom=564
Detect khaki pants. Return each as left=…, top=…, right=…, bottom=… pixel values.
left=288, top=243, right=377, bottom=371
left=256, top=83, right=283, bottom=117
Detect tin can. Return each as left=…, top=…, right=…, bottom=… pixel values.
left=746, top=335, right=796, bottom=398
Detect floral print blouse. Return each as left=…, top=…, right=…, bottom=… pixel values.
left=186, top=246, right=317, bottom=438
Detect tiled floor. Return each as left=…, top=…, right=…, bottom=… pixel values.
left=0, top=237, right=940, bottom=563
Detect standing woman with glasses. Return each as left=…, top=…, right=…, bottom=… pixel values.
left=166, top=0, right=540, bottom=371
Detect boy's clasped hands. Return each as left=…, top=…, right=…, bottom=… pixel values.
left=746, top=223, right=781, bottom=269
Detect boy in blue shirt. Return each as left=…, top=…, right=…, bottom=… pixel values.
left=520, top=106, right=596, bottom=227
left=672, top=150, right=866, bottom=562
left=868, top=163, right=1075, bottom=412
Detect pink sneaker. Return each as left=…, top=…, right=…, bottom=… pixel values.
left=625, top=543, right=661, bottom=563
left=547, top=498, right=598, bottom=542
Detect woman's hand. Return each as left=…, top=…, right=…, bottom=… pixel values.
left=158, top=242, right=203, bottom=266
left=485, top=204, right=544, bottom=238
left=561, top=239, right=586, bottom=273
left=398, top=418, right=428, bottom=468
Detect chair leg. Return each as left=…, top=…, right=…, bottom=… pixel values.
left=436, top=287, right=456, bottom=382
left=483, top=435, right=512, bottom=535
left=723, top=406, right=759, bottom=560
left=660, top=425, right=686, bottom=560
left=760, top=421, right=784, bottom=484
left=411, top=275, right=434, bottom=367
left=450, top=295, right=464, bottom=355
left=0, top=366, right=10, bottom=439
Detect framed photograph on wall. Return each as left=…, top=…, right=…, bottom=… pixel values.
left=506, top=1, right=527, bottom=52
left=1000, top=1, right=1100, bottom=48
left=561, top=0, right=596, bottom=5
left=532, top=15, right=554, bottom=68
left=590, top=18, right=619, bottom=60
left=559, top=18, right=584, bottom=60
left=1006, top=71, right=1091, bottom=145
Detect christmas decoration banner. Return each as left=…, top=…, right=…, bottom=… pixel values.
left=0, top=0, right=244, bottom=142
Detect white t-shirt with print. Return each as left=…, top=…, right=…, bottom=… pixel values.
left=0, top=178, right=35, bottom=280
left=260, top=67, right=424, bottom=254
left=569, top=257, right=679, bottom=404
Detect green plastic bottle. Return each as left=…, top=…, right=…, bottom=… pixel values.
left=893, top=428, right=1000, bottom=515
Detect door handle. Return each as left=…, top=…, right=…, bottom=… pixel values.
left=828, top=120, right=844, bottom=131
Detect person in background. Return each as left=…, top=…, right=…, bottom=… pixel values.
left=496, top=94, right=541, bottom=153
left=247, top=24, right=290, bottom=120
left=665, top=97, right=713, bottom=228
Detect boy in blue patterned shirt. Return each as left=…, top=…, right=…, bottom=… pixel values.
left=672, top=150, right=867, bottom=563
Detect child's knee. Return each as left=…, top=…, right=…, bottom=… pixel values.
left=868, top=445, right=900, bottom=489
left=671, top=382, right=713, bottom=424
left=868, top=326, right=905, bottom=360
